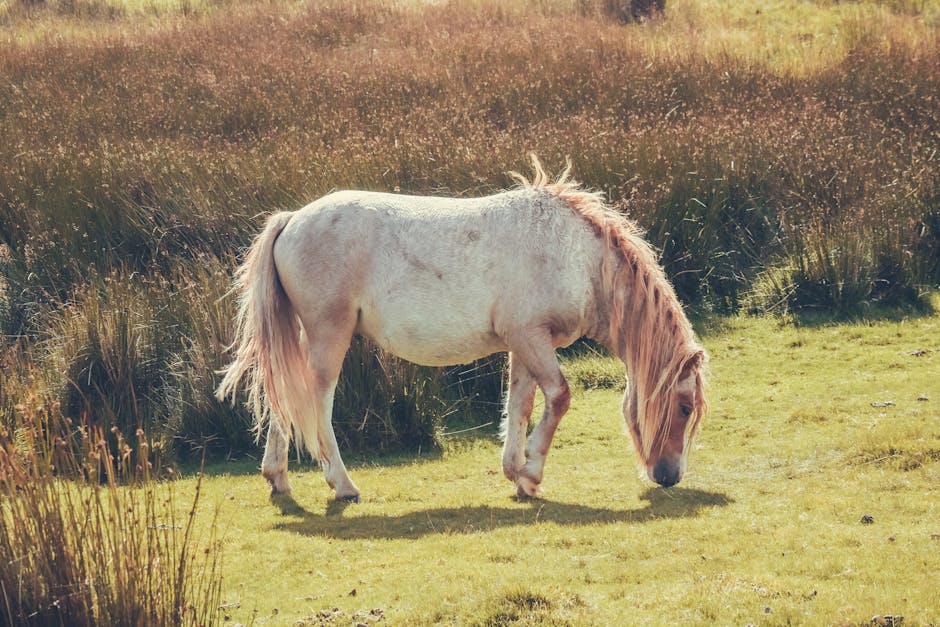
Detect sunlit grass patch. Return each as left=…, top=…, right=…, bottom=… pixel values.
left=851, top=445, right=940, bottom=471
left=469, top=586, right=590, bottom=626
left=166, top=311, right=939, bottom=625
left=847, top=417, right=940, bottom=471
left=560, top=347, right=624, bottom=391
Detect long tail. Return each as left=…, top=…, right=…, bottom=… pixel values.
left=216, top=212, right=314, bottom=449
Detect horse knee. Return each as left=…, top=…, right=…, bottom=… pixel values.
left=549, top=379, right=571, bottom=416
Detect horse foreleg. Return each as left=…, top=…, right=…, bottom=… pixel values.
left=517, top=376, right=570, bottom=496
left=507, top=335, right=571, bottom=497
left=501, top=353, right=538, bottom=485
left=262, top=419, right=291, bottom=494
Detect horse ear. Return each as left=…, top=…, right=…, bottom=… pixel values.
left=680, top=349, right=706, bottom=379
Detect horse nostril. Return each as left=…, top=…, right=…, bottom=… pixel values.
left=652, top=459, right=680, bottom=487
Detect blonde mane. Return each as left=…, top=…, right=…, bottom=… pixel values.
left=511, top=155, right=708, bottom=460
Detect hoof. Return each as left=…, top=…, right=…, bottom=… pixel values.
left=336, top=493, right=361, bottom=504
left=270, top=486, right=292, bottom=498
left=515, top=475, right=541, bottom=498
left=270, top=492, right=305, bottom=515
left=267, top=481, right=291, bottom=497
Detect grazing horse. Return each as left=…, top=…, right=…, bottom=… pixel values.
left=217, top=157, right=708, bottom=501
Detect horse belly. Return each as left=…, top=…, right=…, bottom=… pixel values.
left=357, top=289, right=506, bottom=367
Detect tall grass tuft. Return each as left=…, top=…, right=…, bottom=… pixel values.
left=0, top=403, right=222, bottom=625
left=48, top=275, right=171, bottom=453
left=7, top=254, right=490, bottom=461
left=12, top=262, right=258, bottom=464
left=635, top=152, right=781, bottom=312
left=748, top=204, right=940, bottom=315
left=782, top=221, right=877, bottom=314
left=164, top=257, right=256, bottom=458
left=334, top=338, right=450, bottom=455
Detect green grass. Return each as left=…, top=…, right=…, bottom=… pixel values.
left=177, top=311, right=940, bottom=625
left=1, top=0, right=938, bottom=619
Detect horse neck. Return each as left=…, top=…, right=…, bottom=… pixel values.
left=596, top=249, right=693, bottom=389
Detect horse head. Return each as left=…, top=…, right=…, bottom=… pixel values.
left=623, top=349, right=707, bottom=487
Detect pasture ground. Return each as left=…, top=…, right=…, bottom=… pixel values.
left=191, top=310, right=940, bottom=625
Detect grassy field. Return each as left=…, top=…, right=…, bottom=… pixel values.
left=1, top=0, right=939, bottom=623
left=181, top=311, right=940, bottom=625
left=2, top=0, right=938, bottom=461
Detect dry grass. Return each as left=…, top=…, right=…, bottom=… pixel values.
left=0, top=409, right=222, bottom=625
left=0, top=0, right=938, bottom=503
left=2, top=0, right=936, bottom=315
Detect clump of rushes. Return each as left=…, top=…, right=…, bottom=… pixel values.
left=164, top=256, right=257, bottom=458
left=0, top=401, right=223, bottom=626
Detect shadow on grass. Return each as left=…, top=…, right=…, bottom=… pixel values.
left=787, top=297, right=937, bottom=328
left=193, top=446, right=459, bottom=480
left=269, top=486, right=733, bottom=540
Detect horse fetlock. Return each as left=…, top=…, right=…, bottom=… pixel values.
left=263, top=469, right=291, bottom=495
left=515, top=460, right=543, bottom=496
left=521, top=447, right=545, bottom=472
left=333, top=484, right=361, bottom=502
left=325, top=467, right=360, bottom=501
left=261, top=443, right=288, bottom=486
left=502, top=450, right=524, bottom=481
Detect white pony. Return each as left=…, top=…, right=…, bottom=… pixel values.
left=217, top=157, right=708, bottom=501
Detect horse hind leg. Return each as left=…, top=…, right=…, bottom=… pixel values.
left=261, top=375, right=359, bottom=501
left=300, top=313, right=361, bottom=502
left=262, top=419, right=291, bottom=494
left=267, top=364, right=360, bottom=501
left=314, top=379, right=360, bottom=502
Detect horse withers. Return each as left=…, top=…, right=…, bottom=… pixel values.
left=217, top=157, right=708, bottom=502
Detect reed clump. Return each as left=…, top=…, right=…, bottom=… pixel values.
left=0, top=402, right=222, bottom=625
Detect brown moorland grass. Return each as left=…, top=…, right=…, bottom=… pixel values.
left=0, top=408, right=222, bottom=625
left=1, top=0, right=938, bottom=450
left=1, top=1, right=937, bottom=311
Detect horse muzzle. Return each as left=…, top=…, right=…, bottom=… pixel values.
left=650, top=457, right=683, bottom=488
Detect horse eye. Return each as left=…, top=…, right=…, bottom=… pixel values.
left=680, top=404, right=692, bottom=417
